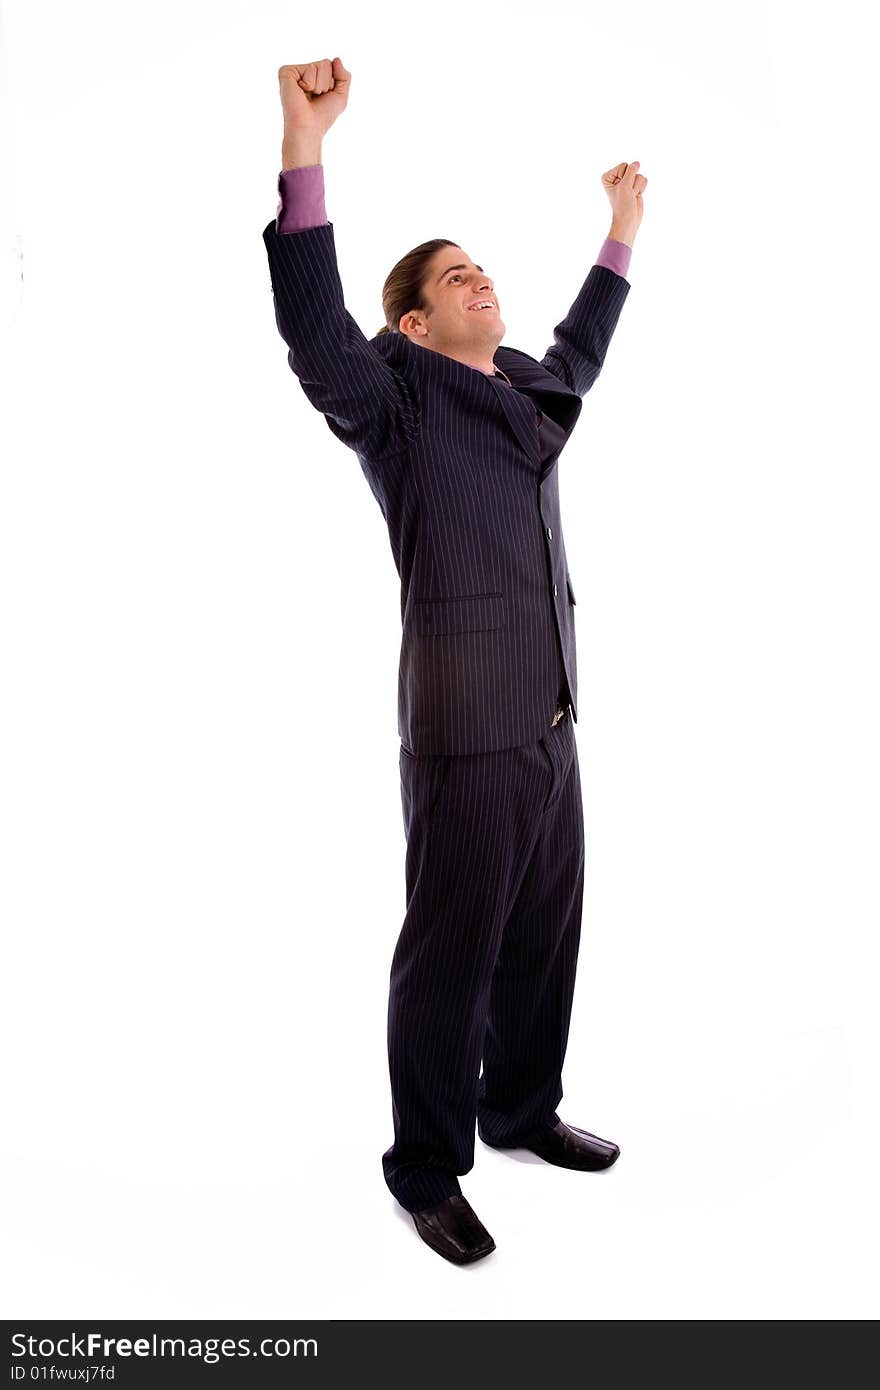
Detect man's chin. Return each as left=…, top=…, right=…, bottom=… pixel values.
left=469, top=323, right=505, bottom=345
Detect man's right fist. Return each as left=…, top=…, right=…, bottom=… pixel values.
left=278, top=58, right=351, bottom=137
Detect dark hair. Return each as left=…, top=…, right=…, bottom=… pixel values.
left=374, top=237, right=459, bottom=337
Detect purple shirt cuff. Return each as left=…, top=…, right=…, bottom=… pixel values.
left=276, top=165, right=328, bottom=233
left=594, top=236, right=632, bottom=279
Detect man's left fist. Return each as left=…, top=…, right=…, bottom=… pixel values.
left=602, top=160, right=647, bottom=245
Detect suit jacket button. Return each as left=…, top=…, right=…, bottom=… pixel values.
left=553, top=583, right=558, bottom=597
left=547, top=527, right=553, bottom=539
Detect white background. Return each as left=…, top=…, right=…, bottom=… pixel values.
left=1, top=0, right=877, bottom=1319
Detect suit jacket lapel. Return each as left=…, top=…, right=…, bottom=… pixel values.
left=493, top=348, right=583, bottom=440
left=490, top=349, right=584, bottom=475
left=379, top=335, right=583, bottom=462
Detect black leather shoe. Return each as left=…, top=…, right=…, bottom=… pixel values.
left=410, top=1194, right=496, bottom=1265
left=485, top=1119, right=620, bottom=1171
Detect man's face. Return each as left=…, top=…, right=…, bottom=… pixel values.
left=399, top=245, right=506, bottom=355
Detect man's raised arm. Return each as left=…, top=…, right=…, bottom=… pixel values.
left=262, top=60, right=420, bottom=463
left=540, top=159, right=647, bottom=397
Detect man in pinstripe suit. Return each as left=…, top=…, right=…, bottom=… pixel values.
left=263, top=58, right=646, bottom=1266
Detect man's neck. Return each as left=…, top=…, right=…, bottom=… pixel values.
left=434, top=345, right=500, bottom=375
left=414, top=341, right=502, bottom=376
left=457, top=354, right=500, bottom=376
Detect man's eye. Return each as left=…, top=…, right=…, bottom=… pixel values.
left=449, top=275, right=461, bottom=283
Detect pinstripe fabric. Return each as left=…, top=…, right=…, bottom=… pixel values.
left=382, top=710, right=584, bottom=1211
left=261, top=217, right=630, bottom=1213
left=261, top=218, right=630, bottom=756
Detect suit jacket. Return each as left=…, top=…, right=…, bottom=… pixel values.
left=262, top=218, right=630, bottom=756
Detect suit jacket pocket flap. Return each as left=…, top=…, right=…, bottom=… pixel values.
left=412, top=591, right=506, bottom=636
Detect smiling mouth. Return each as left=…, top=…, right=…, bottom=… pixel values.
left=467, top=303, right=497, bottom=313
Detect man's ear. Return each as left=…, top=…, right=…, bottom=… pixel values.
left=400, top=311, right=427, bottom=338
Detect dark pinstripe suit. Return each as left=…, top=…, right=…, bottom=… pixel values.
left=262, top=217, right=630, bottom=1210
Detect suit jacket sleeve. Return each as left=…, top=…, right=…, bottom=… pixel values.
left=262, top=218, right=421, bottom=463
left=540, top=262, right=631, bottom=397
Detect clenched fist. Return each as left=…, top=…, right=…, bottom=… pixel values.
left=278, top=58, right=351, bottom=139
left=602, top=160, right=648, bottom=246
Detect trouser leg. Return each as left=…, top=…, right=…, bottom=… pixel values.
left=477, top=715, right=586, bottom=1146
left=382, top=740, right=550, bottom=1212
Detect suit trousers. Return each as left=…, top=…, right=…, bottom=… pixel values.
left=382, top=709, right=585, bottom=1212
